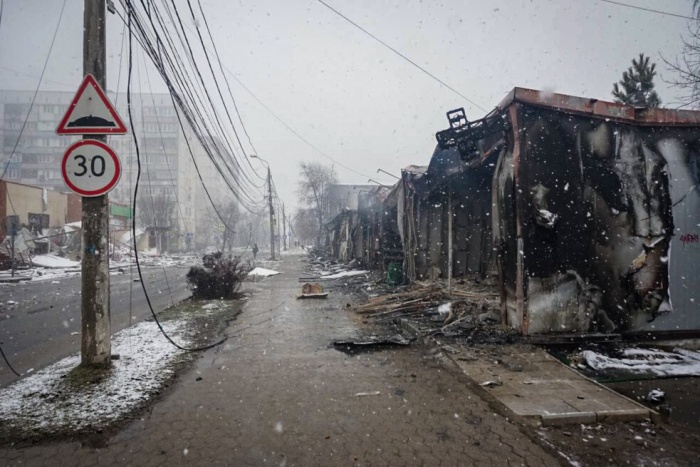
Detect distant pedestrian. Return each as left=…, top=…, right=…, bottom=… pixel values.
left=252, top=242, right=259, bottom=259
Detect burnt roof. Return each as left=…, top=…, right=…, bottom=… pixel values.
left=497, top=87, right=700, bottom=126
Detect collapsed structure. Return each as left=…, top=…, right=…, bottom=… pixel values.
left=326, top=88, right=700, bottom=337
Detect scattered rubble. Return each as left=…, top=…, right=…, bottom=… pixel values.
left=351, top=281, right=509, bottom=341
left=333, top=334, right=410, bottom=354
left=647, top=389, right=665, bottom=403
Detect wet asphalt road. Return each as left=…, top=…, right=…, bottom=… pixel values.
left=0, top=265, right=191, bottom=387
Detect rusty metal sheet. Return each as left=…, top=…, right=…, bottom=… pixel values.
left=496, top=87, right=700, bottom=126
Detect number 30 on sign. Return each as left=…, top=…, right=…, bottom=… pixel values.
left=61, top=140, right=122, bottom=197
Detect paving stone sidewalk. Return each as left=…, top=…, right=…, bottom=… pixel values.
left=0, top=256, right=560, bottom=466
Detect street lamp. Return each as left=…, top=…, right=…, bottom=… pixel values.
left=250, top=155, right=275, bottom=260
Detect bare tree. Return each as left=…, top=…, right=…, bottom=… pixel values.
left=137, top=192, right=176, bottom=229
left=219, top=200, right=239, bottom=253
left=136, top=192, right=177, bottom=253
left=297, top=161, right=337, bottom=246
left=664, top=26, right=700, bottom=108
left=662, top=2, right=700, bottom=108
left=292, top=208, right=320, bottom=246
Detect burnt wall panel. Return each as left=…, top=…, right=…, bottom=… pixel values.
left=638, top=137, right=700, bottom=332
left=493, top=145, right=519, bottom=328
left=516, top=106, right=699, bottom=335
left=453, top=202, right=469, bottom=277
left=415, top=199, right=430, bottom=279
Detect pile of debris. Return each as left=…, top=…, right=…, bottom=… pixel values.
left=305, top=257, right=369, bottom=281
left=353, top=281, right=514, bottom=342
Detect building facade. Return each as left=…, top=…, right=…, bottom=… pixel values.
left=0, top=89, right=199, bottom=251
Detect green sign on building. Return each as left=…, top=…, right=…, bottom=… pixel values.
left=110, top=204, right=133, bottom=218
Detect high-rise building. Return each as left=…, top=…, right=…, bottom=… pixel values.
left=0, top=89, right=199, bottom=251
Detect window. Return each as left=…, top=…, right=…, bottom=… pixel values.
left=39, top=154, right=52, bottom=164
left=40, top=105, right=59, bottom=114
left=6, top=169, right=20, bottom=179
left=157, top=106, right=175, bottom=117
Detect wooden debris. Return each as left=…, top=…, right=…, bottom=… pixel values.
left=297, top=282, right=328, bottom=299
left=351, top=282, right=500, bottom=327
left=297, top=293, right=329, bottom=299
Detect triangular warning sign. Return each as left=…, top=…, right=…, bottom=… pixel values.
left=56, top=74, right=127, bottom=135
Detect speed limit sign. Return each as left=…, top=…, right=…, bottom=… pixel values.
left=61, top=139, right=122, bottom=197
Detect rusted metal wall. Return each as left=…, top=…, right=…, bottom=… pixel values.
left=499, top=103, right=700, bottom=334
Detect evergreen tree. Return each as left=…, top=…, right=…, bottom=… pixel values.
left=612, top=53, right=662, bottom=107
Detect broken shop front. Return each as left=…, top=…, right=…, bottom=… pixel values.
left=326, top=209, right=361, bottom=263
left=398, top=155, right=496, bottom=284
left=481, top=88, right=700, bottom=336
left=325, top=187, right=389, bottom=267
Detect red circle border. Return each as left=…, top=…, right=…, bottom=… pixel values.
left=61, top=139, right=122, bottom=197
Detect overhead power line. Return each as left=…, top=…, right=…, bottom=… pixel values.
left=316, top=0, right=488, bottom=113
left=596, top=0, right=697, bottom=21
left=0, top=0, right=68, bottom=182
left=220, top=66, right=375, bottom=180
left=117, top=0, right=268, bottom=212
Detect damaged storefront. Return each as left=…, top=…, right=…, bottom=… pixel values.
left=398, top=151, right=497, bottom=284
left=436, top=88, right=700, bottom=336
left=325, top=187, right=389, bottom=267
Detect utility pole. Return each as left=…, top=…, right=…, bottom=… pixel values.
left=81, top=0, right=111, bottom=367
left=10, top=224, right=16, bottom=278
left=282, top=203, right=287, bottom=251
left=277, top=201, right=282, bottom=255
left=268, top=167, right=276, bottom=260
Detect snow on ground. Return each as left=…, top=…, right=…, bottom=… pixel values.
left=30, top=268, right=81, bottom=282
left=320, top=270, right=369, bottom=280
left=582, top=347, right=700, bottom=377
left=31, top=255, right=79, bottom=269
left=248, top=267, right=281, bottom=277
left=0, top=254, right=195, bottom=284
left=280, top=247, right=307, bottom=256
left=0, top=319, right=189, bottom=435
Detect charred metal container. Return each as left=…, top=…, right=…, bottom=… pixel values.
left=425, top=88, right=700, bottom=336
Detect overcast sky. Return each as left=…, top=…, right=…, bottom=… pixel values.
left=0, top=0, right=695, bottom=211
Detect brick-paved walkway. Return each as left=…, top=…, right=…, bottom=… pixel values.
left=0, top=255, right=559, bottom=466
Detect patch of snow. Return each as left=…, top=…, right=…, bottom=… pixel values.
left=30, top=268, right=80, bottom=282
left=31, top=255, right=79, bottom=269
left=581, top=348, right=700, bottom=377
left=0, top=319, right=189, bottom=434
left=558, top=451, right=582, bottom=467
left=437, top=302, right=452, bottom=316
left=248, top=267, right=281, bottom=277
left=320, top=270, right=369, bottom=280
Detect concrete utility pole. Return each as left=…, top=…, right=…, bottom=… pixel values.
left=282, top=203, right=287, bottom=251
left=81, top=0, right=111, bottom=367
left=268, top=167, right=276, bottom=260
left=10, top=225, right=16, bottom=278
